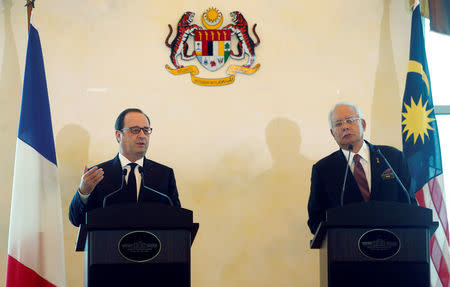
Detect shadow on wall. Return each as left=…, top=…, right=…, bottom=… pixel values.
left=188, top=118, right=317, bottom=287
left=0, top=0, right=22, bottom=284
left=371, top=0, right=402, bottom=147
left=56, top=124, right=90, bottom=286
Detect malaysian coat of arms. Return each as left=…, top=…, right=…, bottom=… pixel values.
left=165, top=8, right=261, bottom=86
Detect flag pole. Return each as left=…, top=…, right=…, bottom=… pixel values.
left=25, top=0, right=35, bottom=31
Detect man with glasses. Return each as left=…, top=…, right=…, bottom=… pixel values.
left=69, top=108, right=181, bottom=226
left=307, top=102, right=416, bottom=234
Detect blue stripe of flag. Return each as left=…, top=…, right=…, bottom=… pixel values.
left=18, top=24, right=57, bottom=166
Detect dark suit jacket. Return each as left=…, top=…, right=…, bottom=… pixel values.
left=307, top=141, right=416, bottom=234
left=69, top=155, right=181, bottom=226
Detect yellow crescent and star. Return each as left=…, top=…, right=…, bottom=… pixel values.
left=401, top=60, right=436, bottom=144
left=202, top=8, right=223, bottom=29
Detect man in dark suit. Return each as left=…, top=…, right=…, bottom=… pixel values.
left=307, top=102, right=416, bottom=234
left=69, top=108, right=181, bottom=227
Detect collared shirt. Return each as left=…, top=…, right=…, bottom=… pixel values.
left=78, top=154, right=144, bottom=203
left=341, top=141, right=372, bottom=192
left=118, top=153, right=143, bottom=200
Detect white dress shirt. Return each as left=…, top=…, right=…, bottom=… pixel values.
left=341, top=141, right=372, bottom=192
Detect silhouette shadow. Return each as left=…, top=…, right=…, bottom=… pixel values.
left=56, top=124, right=90, bottom=286
left=220, top=117, right=316, bottom=287
left=370, top=0, right=402, bottom=146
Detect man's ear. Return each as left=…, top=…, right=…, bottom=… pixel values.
left=115, top=130, right=122, bottom=143
left=361, top=119, right=367, bottom=131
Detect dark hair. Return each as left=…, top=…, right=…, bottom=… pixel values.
left=115, top=108, right=150, bottom=130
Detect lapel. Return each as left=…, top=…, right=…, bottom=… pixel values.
left=334, top=150, right=350, bottom=183
left=138, top=158, right=156, bottom=202
left=109, top=154, right=125, bottom=191
left=366, top=141, right=384, bottom=197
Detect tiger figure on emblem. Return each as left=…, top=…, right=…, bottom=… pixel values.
left=224, top=11, right=260, bottom=68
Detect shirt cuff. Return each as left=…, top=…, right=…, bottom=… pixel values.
left=78, top=188, right=90, bottom=204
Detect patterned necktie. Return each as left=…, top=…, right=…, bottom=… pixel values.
left=127, top=163, right=137, bottom=199
left=353, top=154, right=370, bottom=202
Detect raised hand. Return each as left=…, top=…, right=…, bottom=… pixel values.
left=78, top=165, right=104, bottom=195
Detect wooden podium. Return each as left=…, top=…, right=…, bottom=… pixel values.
left=76, top=203, right=199, bottom=287
left=310, top=201, right=438, bottom=287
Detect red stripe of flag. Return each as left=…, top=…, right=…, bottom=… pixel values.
left=417, top=179, right=450, bottom=287
left=429, top=177, right=450, bottom=242
left=439, top=254, right=450, bottom=287
left=430, top=235, right=450, bottom=287
left=6, top=255, right=56, bottom=287
left=415, top=188, right=426, bottom=206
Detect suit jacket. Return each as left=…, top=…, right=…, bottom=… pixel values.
left=307, top=141, right=416, bottom=234
left=69, top=155, right=181, bottom=226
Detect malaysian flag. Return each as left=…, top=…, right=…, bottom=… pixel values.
left=402, top=4, right=450, bottom=286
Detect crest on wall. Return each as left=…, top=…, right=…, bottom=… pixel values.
left=165, top=8, right=261, bottom=86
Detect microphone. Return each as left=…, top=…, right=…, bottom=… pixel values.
left=103, top=168, right=128, bottom=207
left=376, top=149, right=412, bottom=204
left=138, top=167, right=174, bottom=206
left=340, top=144, right=353, bottom=206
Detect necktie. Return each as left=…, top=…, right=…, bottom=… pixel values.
left=353, top=154, right=370, bottom=202
left=127, top=163, right=137, bottom=200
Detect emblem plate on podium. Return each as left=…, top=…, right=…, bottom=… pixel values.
left=118, top=231, right=162, bottom=262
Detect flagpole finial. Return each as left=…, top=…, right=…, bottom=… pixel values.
left=24, top=0, right=35, bottom=7
left=409, top=0, right=420, bottom=11
left=25, top=0, right=35, bottom=30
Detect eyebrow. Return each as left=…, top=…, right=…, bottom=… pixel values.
left=335, top=115, right=357, bottom=120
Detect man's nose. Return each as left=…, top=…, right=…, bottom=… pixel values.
left=341, top=121, right=352, bottom=129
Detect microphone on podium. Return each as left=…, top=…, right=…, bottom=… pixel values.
left=375, top=148, right=412, bottom=204
left=103, top=168, right=128, bottom=208
left=138, top=167, right=174, bottom=206
left=340, top=144, right=353, bottom=206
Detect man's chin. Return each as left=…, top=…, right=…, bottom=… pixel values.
left=134, top=148, right=147, bottom=157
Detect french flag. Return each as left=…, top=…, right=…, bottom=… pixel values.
left=6, top=24, right=66, bottom=287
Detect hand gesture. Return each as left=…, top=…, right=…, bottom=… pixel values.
left=78, top=166, right=104, bottom=195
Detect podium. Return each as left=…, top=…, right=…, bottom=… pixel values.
left=310, top=201, right=438, bottom=287
left=76, top=203, right=199, bottom=287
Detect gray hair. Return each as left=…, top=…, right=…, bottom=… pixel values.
left=328, top=102, right=364, bottom=129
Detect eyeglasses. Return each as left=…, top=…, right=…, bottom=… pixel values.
left=121, top=126, right=152, bottom=135
left=333, top=117, right=360, bottom=128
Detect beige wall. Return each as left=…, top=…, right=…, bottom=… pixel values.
left=0, top=0, right=412, bottom=286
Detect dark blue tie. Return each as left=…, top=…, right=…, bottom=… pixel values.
left=127, top=163, right=137, bottom=199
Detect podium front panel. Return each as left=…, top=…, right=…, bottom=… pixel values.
left=88, top=229, right=191, bottom=265
left=327, top=227, right=429, bottom=262
left=324, top=227, right=430, bottom=287
left=85, top=229, right=191, bottom=287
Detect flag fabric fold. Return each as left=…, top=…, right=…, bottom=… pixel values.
left=402, top=4, right=450, bottom=287
left=6, top=24, right=66, bottom=287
